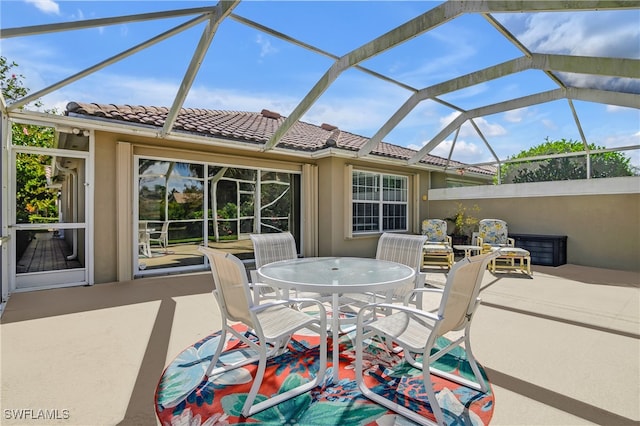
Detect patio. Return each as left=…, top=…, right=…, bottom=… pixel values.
left=1, top=263, right=638, bottom=425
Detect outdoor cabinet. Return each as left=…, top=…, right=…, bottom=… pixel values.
left=509, top=234, right=567, bottom=267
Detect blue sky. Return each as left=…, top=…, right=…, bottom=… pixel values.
left=1, top=0, right=639, bottom=167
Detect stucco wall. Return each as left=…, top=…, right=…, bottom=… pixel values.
left=316, top=156, right=432, bottom=259
left=91, top=129, right=639, bottom=284
left=93, top=134, right=119, bottom=283
left=426, top=178, right=640, bottom=272
left=92, top=130, right=316, bottom=283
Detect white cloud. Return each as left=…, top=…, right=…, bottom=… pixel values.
left=438, top=112, right=505, bottom=138
left=503, top=11, right=640, bottom=92
left=409, top=138, right=490, bottom=164
left=256, top=34, right=278, bottom=58
left=504, top=109, right=525, bottom=123
left=187, top=85, right=297, bottom=115
left=514, top=11, right=639, bottom=57
left=603, top=132, right=640, bottom=168
left=542, top=119, right=557, bottom=130
left=605, top=104, right=637, bottom=114
left=472, top=117, right=506, bottom=137
left=604, top=131, right=640, bottom=149
left=25, top=0, right=60, bottom=15
left=439, top=111, right=462, bottom=128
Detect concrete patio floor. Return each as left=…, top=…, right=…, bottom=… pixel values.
left=1, top=264, right=638, bottom=425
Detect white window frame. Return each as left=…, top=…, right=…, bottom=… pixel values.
left=350, top=169, right=409, bottom=235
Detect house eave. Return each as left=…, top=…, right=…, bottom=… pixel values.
left=7, top=109, right=492, bottom=177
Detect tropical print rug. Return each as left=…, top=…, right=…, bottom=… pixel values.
left=155, top=325, right=494, bottom=425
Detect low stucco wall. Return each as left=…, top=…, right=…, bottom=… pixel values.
left=425, top=177, right=640, bottom=272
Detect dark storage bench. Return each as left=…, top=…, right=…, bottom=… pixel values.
left=509, top=234, right=567, bottom=266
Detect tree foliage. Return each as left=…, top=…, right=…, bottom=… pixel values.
left=0, top=56, right=28, bottom=103
left=498, top=138, right=637, bottom=184
left=1, top=56, right=58, bottom=223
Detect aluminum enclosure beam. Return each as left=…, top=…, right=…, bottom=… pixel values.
left=263, top=1, right=465, bottom=151
left=408, top=89, right=566, bottom=164
left=7, top=15, right=211, bottom=111
left=161, top=1, right=240, bottom=137
left=358, top=53, right=638, bottom=157
left=0, top=6, right=217, bottom=38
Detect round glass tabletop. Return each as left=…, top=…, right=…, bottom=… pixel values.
left=257, top=256, right=415, bottom=293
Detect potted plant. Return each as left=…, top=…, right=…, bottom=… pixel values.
left=446, top=202, right=480, bottom=245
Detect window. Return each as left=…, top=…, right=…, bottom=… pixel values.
left=136, top=157, right=300, bottom=273
left=352, top=170, right=407, bottom=233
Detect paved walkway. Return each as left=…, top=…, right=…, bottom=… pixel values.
left=16, top=231, right=82, bottom=273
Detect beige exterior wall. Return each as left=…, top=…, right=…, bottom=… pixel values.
left=90, top=129, right=638, bottom=284
left=316, top=156, right=431, bottom=259
left=92, top=130, right=318, bottom=283
left=426, top=179, right=640, bottom=272
left=92, top=130, right=436, bottom=283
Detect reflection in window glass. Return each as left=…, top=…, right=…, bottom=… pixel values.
left=168, top=178, right=203, bottom=220
left=169, top=162, right=204, bottom=179
left=139, top=176, right=166, bottom=221
left=138, top=157, right=300, bottom=271
left=138, top=159, right=205, bottom=272
left=139, top=159, right=171, bottom=176
left=261, top=172, right=291, bottom=233
left=353, top=171, right=379, bottom=201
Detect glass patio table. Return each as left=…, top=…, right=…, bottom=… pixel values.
left=257, top=256, right=415, bottom=381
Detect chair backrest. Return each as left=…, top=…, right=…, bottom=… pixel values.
left=437, top=251, right=497, bottom=334
left=160, top=221, right=169, bottom=234
left=376, top=233, right=428, bottom=297
left=478, top=219, right=509, bottom=246
left=376, top=232, right=428, bottom=269
left=250, top=232, right=298, bottom=269
left=199, top=247, right=255, bottom=328
left=421, top=219, right=448, bottom=243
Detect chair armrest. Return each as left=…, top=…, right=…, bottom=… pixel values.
left=356, top=302, right=441, bottom=325
left=410, top=287, right=444, bottom=295
left=507, top=237, right=515, bottom=247
left=403, top=287, right=443, bottom=305
left=251, top=297, right=327, bottom=316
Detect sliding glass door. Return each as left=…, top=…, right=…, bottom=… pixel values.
left=135, top=157, right=300, bottom=275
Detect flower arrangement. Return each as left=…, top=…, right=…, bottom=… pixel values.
left=447, top=202, right=481, bottom=238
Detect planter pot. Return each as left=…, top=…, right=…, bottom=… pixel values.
left=451, top=235, right=469, bottom=246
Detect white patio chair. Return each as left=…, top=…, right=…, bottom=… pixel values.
left=148, top=221, right=169, bottom=251
left=250, top=232, right=298, bottom=302
left=376, top=232, right=429, bottom=307
left=341, top=233, right=428, bottom=316
left=198, top=247, right=327, bottom=417
left=138, top=222, right=151, bottom=258
left=354, top=251, right=500, bottom=426
left=250, top=231, right=330, bottom=304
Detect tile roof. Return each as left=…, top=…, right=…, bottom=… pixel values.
left=65, top=102, right=495, bottom=175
